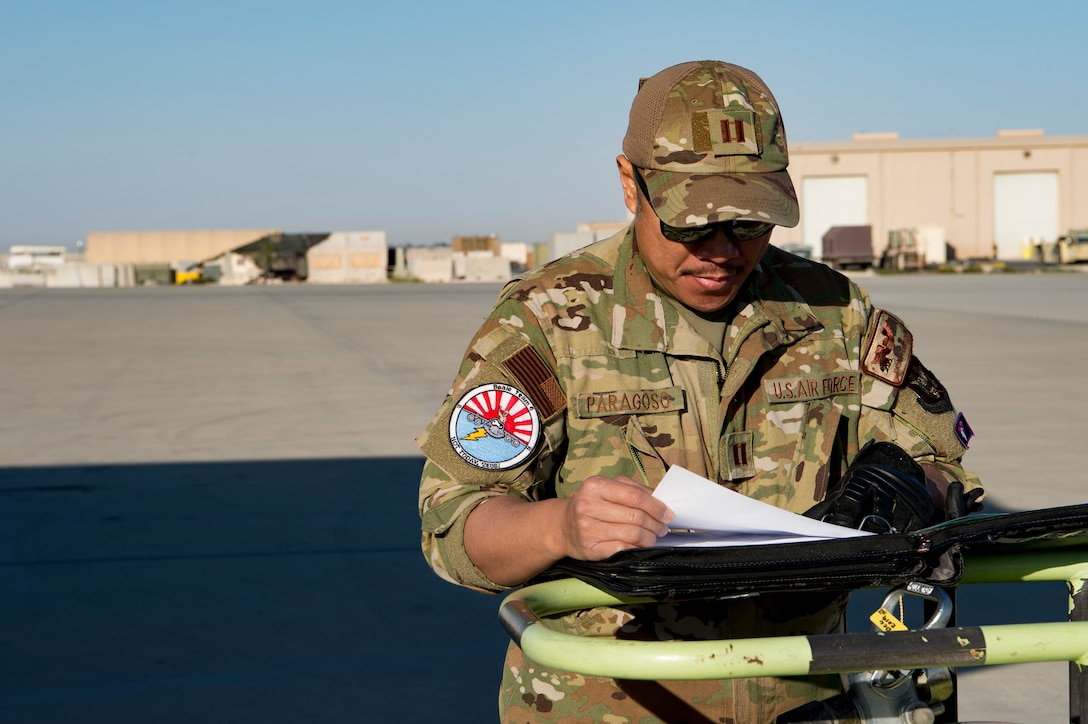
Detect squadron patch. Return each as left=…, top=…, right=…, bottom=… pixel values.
left=448, top=383, right=541, bottom=470
left=905, top=357, right=953, bottom=414
left=862, top=310, right=913, bottom=387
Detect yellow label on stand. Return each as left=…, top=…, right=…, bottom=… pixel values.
left=870, top=607, right=908, bottom=632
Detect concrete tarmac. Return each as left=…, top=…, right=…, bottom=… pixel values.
left=1, top=272, right=1085, bottom=723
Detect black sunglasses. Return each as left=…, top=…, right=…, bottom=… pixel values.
left=633, top=167, right=775, bottom=243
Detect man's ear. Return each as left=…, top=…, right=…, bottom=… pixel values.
left=616, top=155, right=639, bottom=215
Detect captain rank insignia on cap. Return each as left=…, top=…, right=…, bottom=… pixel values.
left=693, top=108, right=761, bottom=156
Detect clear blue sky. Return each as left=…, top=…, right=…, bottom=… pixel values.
left=2, top=0, right=1085, bottom=251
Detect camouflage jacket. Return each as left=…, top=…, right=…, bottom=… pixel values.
left=417, top=225, right=980, bottom=593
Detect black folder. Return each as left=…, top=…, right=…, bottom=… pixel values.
left=543, top=504, right=1088, bottom=600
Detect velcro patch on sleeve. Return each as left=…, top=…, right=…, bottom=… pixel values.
left=862, top=309, right=913, bottom=387
left=418, top=335, right=560, bottom=483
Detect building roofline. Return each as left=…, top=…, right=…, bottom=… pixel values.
left=792, top=132, right=1088, bottom=154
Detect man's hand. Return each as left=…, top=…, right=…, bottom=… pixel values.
left=944, top=480, right=985, bottom=519
left=558, top=475, right=674, bottom=561
left=463, top=475, right=673, bottom=587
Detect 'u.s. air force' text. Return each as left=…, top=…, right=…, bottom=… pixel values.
left=763, top=372, right=861, bottom=403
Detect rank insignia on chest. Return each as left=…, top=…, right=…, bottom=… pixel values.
left=862, top=310, right=913, bottom=387
left=722, top=431, right=756, bottom=481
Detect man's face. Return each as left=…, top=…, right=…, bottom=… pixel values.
left=618, top=156, right=773, bottom=314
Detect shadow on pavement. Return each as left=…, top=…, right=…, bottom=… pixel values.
left=0, top=457, right=506, bottom=723
left=1, top=461, right=1068, bottom=722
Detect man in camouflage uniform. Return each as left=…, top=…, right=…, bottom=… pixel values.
left=417, top=60, right=982, bottom=723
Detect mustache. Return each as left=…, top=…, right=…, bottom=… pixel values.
left=680, top=262, right=746, bottom=277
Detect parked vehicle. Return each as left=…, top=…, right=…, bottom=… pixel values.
left=1057, top=229, right=1088, bottom=264
left=821, top=225, right=874, bottom=270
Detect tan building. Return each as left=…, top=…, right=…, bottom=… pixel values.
left=306, top=231, right=388, bottom=284
left=451, top=235, right=501, bottom=255
left=85, top=229, right=280, bottom=265
left=786, top=130, right=1088, bottom=261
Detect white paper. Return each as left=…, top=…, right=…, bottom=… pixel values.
left=650, top=465, right=872, bottom=547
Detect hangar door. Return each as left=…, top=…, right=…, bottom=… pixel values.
left=801, top=176, right=868, bottom=260
left=993, top=172, right=1059, bottom=260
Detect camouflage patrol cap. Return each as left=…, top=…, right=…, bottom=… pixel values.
left=622, top=60, right=799, bottom=228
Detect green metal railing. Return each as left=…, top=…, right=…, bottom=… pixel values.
left=499, top=548, right=1088, bottom=722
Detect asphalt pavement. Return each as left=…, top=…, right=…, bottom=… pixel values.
left=1, top=272, right=1086, bottom=723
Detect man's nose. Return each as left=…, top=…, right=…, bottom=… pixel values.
left=691, top=228, right=741, bottom=259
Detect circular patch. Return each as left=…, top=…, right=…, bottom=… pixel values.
left=449, top=383, right=541, bottom=470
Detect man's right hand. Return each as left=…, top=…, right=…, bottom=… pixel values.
left=463, top=475, right=672, bottom=587
left=558, top=475, right=673, bottom=560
